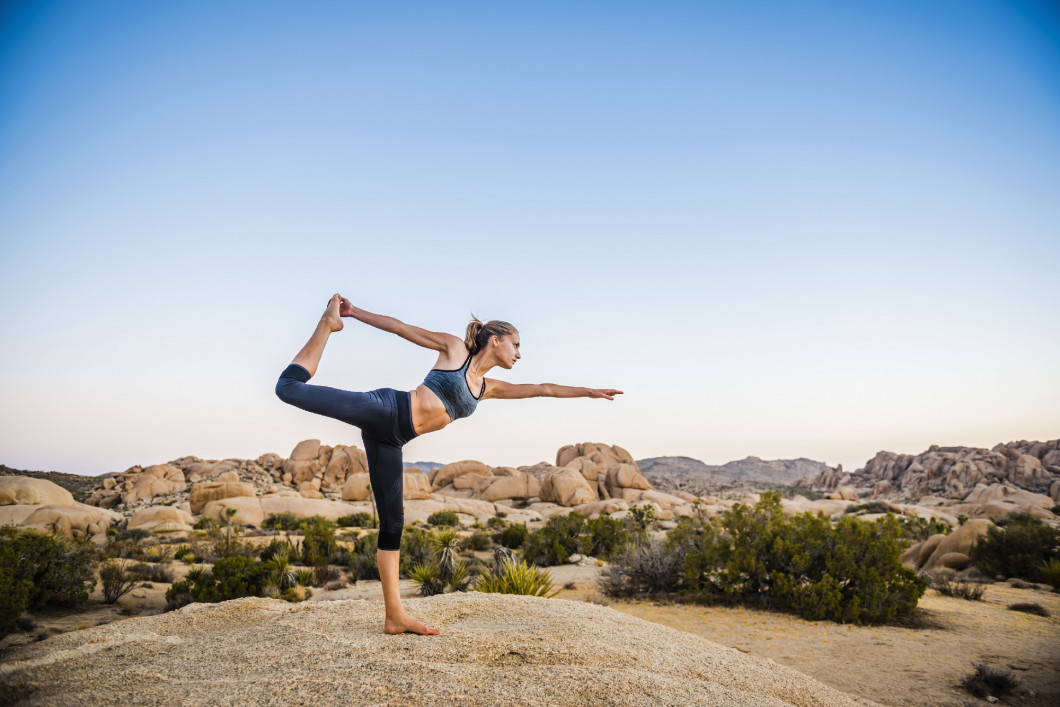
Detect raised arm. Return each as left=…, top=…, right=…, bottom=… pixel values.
left=483, top=379, right=623, bottom=401
left=339, top=298, right=460, bottom=353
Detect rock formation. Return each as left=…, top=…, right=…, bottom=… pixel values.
left=0, top=594, right=880, bottom=706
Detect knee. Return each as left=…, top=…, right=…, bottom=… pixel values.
left=276, top=364, right=311, bottom=402
left=378, top=528, right=402, bottom=551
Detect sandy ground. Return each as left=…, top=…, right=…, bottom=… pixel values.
left=3, top=562, right=1057, bottom=707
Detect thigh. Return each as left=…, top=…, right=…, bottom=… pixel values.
left=362, top=433, right=405, bottom=538
left=280, top=380, right=389, bottom=432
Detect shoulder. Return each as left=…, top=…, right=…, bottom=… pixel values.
left=431, top=336, right=471, bottom=369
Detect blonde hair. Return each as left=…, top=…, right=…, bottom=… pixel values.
left=464, top=315, right=517, bottom=355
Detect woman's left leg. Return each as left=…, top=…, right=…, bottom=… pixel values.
left=363, top=433, right=440, bottom=635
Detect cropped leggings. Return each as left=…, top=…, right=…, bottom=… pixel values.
left=275, top=364, right=418, bottom=551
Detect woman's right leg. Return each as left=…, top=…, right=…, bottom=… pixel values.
left=290, top=293, right=344, bottom=377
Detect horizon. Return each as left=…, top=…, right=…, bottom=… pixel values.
left=2, top=1, right=1059, bottom=477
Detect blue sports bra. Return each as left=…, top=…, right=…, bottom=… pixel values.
left=421, top=351, right=485, bottom=422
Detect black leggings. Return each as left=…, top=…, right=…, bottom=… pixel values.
left=275, top=364, right=418, bottom=550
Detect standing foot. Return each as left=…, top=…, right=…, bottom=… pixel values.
left=384, top=615, right=441, bottom=635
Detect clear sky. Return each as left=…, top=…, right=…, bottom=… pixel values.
left=1, top=1, right=1058, bottom=476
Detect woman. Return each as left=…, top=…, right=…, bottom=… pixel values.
left=276, top=294, right=622, bottom=635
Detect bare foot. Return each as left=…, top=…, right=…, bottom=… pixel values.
left=322, top=294, right=344, bottom=333
left=384, top=615, right=441, bottom=636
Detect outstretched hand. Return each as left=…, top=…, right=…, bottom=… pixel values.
left=589, top=388, right=624, bottom=401
left=338, top=296, right=355, bottom=317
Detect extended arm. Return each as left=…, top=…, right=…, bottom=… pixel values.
left=340, top=298, right=458, bottom=353
left=484, top=379, right=623, bottom=400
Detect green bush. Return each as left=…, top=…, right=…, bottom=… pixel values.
left=165, top=556, right=270, bottom=609
left=409, top=562, right=444, bottom=596
left=193, top=516, right=216, bottom=530
left=337, top=512, right=376, bottom=528
left=487, top=516, right=507, bottom=529
left=299, top=516, right=337, bottom=566
left=100, top=559, right=139, bottom=604
left=262, top=512, right=301, bottom=531
left=498, top=523, right=528, bottom=549
left=1038, top=558, right=1060, bottom=591
left=464, top=530, right=492, bottom=552
left=605, top=492, right=927, bottom=624
left=521, top=512, right=587, bottom=566
left=348, top=532, right=379, bottom=581
left=0, top=529, right=96, bottom=623
left=427, top=510, right=460, bottom=527
left=970, top=513, right=1060, bottom=583
left=585, top=515, right=643, bottom=560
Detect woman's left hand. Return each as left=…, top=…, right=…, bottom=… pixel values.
left=588, top=388, right=623, bottom=400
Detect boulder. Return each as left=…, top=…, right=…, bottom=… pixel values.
left=0, top=476, right=75, bottom=506
left=121, top=464, right=187, bottom=504
left=16, top=503, right=121, bottom=541
left=571, top=499, right=630, bottom=517
left=605, top=464, right=652, bottom=496
left=342, top=473, right=370, bottom=502
left=289, top=439, right=322, bottom=461
left=452, top=472, right=494, bottom=493
left=431, top=460, right=492, bottom=490
left=936, top=552, right=971, bottom=571
left=189, top=481, right=256, bottom=515
left=541, top=467, right=597, bottom=507
left=479, top=473, right=541, bottom=502
left=127, top=506, right=195, bottom=533
left=404, top=471, right=431, bottom=500
left=901, top=519, right=994, bottom=571
left=216, top=471, right=240, bottom=483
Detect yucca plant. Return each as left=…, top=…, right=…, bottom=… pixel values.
left=474, top=559, right=558, bottom=597
left=409, top=562, right=444, bottom=596
left=265, top=545, right=297, bottom=590
left=1038, top=557, right=1060, bottom=591
left=446, top=559, right=472, bottom=592
left=431, top=528, right=459, bottom=580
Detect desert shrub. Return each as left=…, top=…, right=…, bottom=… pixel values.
left=498, top=523, right=528, bottom=549
left=1008, top=602, right=1049, bottom=617
left=100, top=560, right=139, bottom=604
left=193, top=516, right=216, bottom=530
left=667, top=492, right=927, bottom=623
left=299, top=516, right=337, bottom=566
left=961, top=663, right=1019, bottom=698
left=931, top=576, right=986, bottom=601
left=337, top=512, right=376, bottom=528
left=956, top=514, right=968, bottom=526
left=599, top=539, right=681, bottom=597
left=475, top=558, right=557, bottom=597
left=262, top=512, right=301, bottom=531
left=281, top=585, right=312, bottom=602
left=844, top=501, right=892, bottom=515
left=397, top=526, right=434, bottom=577
left=294, top=568, right=315, bottom=587
left=970, top=513, right=1060, bottom=583
left=259, top=538, right=299, bottom=563
left=487, top=516, right=507, bottom=529
left=628, top=504, right=657, bottom=530
left=896, top=515, right=952, bottom=542
left=313, top=564, right=343, bottom=587
left=263, top=543, right=298, bottom=590
left=521, top=512, right=587, bottom=566
left=173, top=545, right=193, bottom=562
left=129, top=562, right=174, bottom=583
left=164, top=556, right=270, bottom=609
left=0, top=529, right=96, bottom=618
left=586, top=515, right=645, bottom=560
left=348, top=532, right=379, bottom=581
left=463, top=530, right=492, bottom=552
left=427, top=510, right=460, bottom=527
left=409, top=529, right=474, bottom=597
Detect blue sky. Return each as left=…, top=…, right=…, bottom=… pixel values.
left=1, top=1, right=1058, bottom=476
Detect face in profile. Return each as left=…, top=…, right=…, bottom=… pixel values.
left=495, top=332, right=521, bottom=368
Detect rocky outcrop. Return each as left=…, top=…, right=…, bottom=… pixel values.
left=0, top=476, right=75, bottom=506
left=0, top=594, right=880, bottom=706
left=189, top=480, right=256, bottom=514
left=127, top=506, right=195, bottom=533
left=900, top=519, right=994, bottom=573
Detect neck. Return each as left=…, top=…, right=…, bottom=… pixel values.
left=469, top=350, right=497, bottom=376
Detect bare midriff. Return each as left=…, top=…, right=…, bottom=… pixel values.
left=409, top=385, right=453, bottom=436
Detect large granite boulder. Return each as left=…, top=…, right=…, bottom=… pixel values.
left=189, top=481, right=256, bottom=514
left=900, top=518, right=994, bottom=572
left=541, top=466, right=597, bottom=507
left=0, top=476, right=75, bottom=506
left=127, top=506, right=195, bottom=533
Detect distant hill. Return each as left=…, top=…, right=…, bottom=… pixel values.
left=637, top=455, right=833, bottom=494
left=404, top=461, right=444, bottom=472
left=0, top=464, right=115, bottom=503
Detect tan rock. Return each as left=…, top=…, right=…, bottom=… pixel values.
left=342, top=473, right=370, bottom=502
left=189, top=481, right=256, bottom=515
left=289, top=439, right=322, bottom=461
left=217, top=470, right=240, bottom=483
left=479, top=473, right=541, bottom=502
left=901, top=519, right=993, bottom=571
left=18, top=503, right=120, bottom=539
left=453, top=472, right=494, bottom=492
left=606, top=464, right=652, bottom=493
left=936, top=552, right=971, bottom=570
left=639, top=490, right=690, bottom=511
left=0, top=476, right=75, bottom=506
left=127, top=506, right=195, bottom=533
left=404, top=471, right=432, bottom=500
left=541, top=467, right=597, bottom=507
left=282, top=459, right=317, bottom=485
left=571, top=499, right=630, bottom=517
left=431, top=460, right=492, bottom=490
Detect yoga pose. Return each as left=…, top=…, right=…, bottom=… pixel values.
left=276, top=294, right=623, bottom=635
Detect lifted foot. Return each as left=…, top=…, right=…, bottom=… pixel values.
left=322, top=294, right=344, bottom=333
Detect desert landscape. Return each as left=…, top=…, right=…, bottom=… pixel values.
left=2, top=439, right=1059, bottom=706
